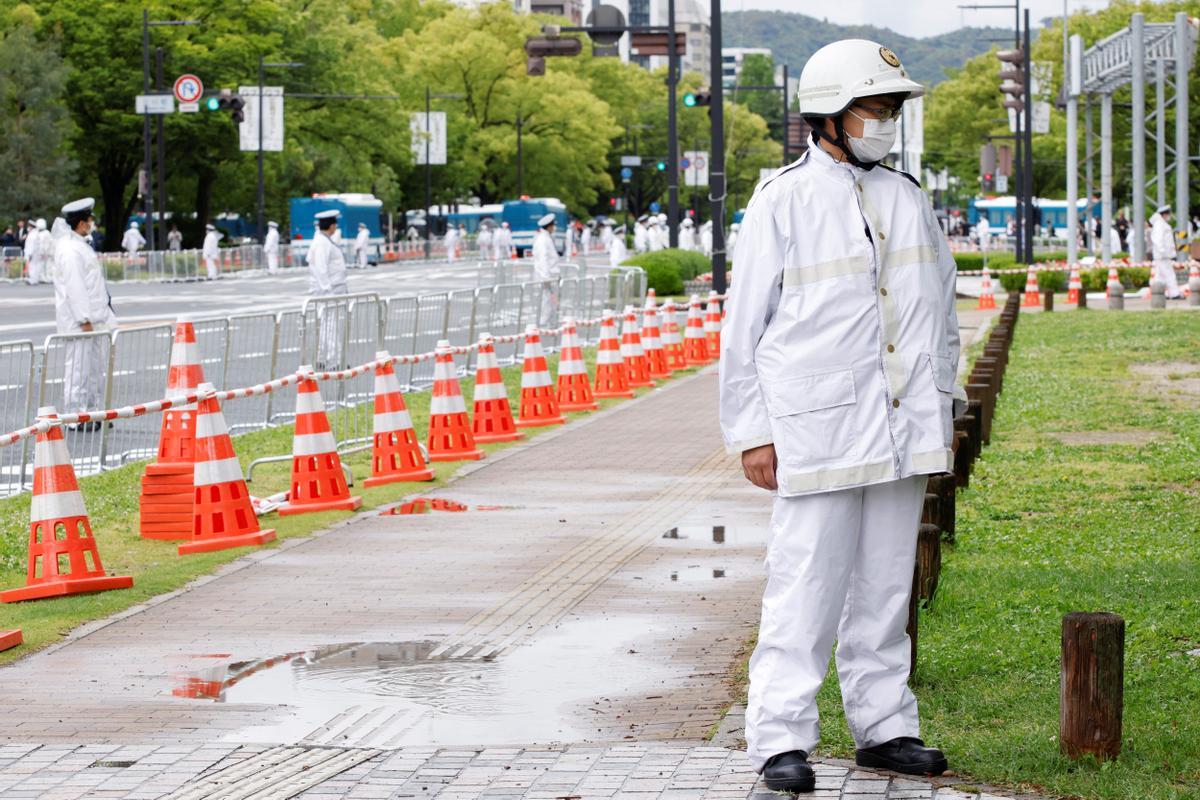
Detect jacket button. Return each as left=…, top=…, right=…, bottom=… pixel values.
left=887, top=344, right=895, bottom=353
left=892, top=399, right=900, bottom=408
left=878, top=231, right=887, bottom=240
left=879, top=288, right=888, bottom=296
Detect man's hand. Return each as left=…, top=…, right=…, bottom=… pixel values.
left=741, top=443, right=778, bottom=491
left=79, top=322, right=93, bottom=332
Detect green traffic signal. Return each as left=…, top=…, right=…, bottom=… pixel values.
left=683, top=92, right=697, bottom=107
left=656, top=160, right=666, bottom=172
left=205, top=97, right=220, bottom=111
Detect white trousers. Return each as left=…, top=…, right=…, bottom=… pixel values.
left=63, top=335, right=105, bottom=414
left=205, top=256, right=218, bottom=279
left=266, top=252, right=279, bottom=273
left=538, top=283, right=558, bottom=328
left=746, top=475, right=927, bottom=772
left=1153, top=260, right=1183, bottom=298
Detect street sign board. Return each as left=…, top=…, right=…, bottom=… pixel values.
left=411, top=111, right=447, bottom=165
left=680, top=157, right=690, bottom=170
left=173, top=73, right=203, bottom=104
left=136, top=94, right=175, bottom=114
left=238, top=86, right=284, bottom=152
left=630, top=32, right=687, bottom=57
left=996, top=174, right=1009, bottom=193
left=650, top=202, right=661, bottom=213
left=179, top=102, right=199, bottom=113
left=620, top=167, right=633, bottom=180
left=620, top=155, right=642, bottom=167
left=684, top=150, right=708, bottom=186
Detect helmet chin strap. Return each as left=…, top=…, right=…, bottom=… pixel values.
left=812, top=113, right=879, bottom=171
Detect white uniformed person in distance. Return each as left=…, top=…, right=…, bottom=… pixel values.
left=24, top=218, right=50, bottom=284
left=264, top=221, right=281, bottom=273
left=202, top=223, right=222, bottom=279
left=52, top=198, right=117, bottom=426
left=1149, top=204, right=1182, bottom=298
left=532, top=212, right=561, bottom=327
left=720, top=39, right=965, bottom=793
left=121, top=219, right=145, bottom=256
left=307, top=209, right=349, bottom=368
left=353, top=222, right=371, bottom=269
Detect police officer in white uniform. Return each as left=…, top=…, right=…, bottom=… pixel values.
left=532, top=212, right=561, bottom=327
left=264, top=221, right=281, bottom=273
left=307, top=209, right=349, bottom=368
left=53, top=198, right=117, bottom=423
left=121, top=220, right=146, bottom=256
left=202, top=223, right=222, bottom=279
left=720, top=39, right=964, bottom=792
left=1149, top=205, right=1182, bottom=298
left=24, top=218, right=50, bottom=284
left=353, top=222, right=371, bottom=269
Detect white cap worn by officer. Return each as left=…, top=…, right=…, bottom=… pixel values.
left=720, top=39, right=963, bottom=791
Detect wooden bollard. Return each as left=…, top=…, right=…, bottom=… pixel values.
left=921, top=492, right=940, bottom=528
left=927, top=473, right=955, bottom=544
left=1077, top=288, right=1088, bottom=308
left=1060, top=612, right=1125, bottom=761
left=967, top=400, right=984, bottom=460
left=916, top=523, right=941, bottom=606
left=1043, top=290, right=1054, bottom=312
left=966, top=382, right=995, bottom=445
left=952, top=420, right=972, bottom=488
left=976, top=356, right=1001, bottom=395
left=906, top=561, right=920, bottom=674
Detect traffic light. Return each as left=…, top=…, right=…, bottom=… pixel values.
left=608, top=197, right=617, bottom=208
left=997, top=49, right=1026, bottom=112
left=213, top=89, right=246, bottom=123
left=683, top=90, right=712, bottom=108
left=656, top=160, right=666, bottom=172
left=205, top=97, right=219, bottom=111
left=982, top=172, right=995, bottom=193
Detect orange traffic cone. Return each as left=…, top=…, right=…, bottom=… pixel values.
left=139, top=316, right=204, bottom=541
left=556, top=319, right=599, bottom=412
left=621, top=306, right=655, bottom=388
left=704, top=291, right=722, bottom=356
left=593, top=311, right=634, bottom=399
left=179, top=385, right=276, bottom=555
left=1105, top=266, right=1122, bottom=298
left=1066, top=263, right=1082, bottom=304
left=365, top=352, right=434, bottom=487
left=683, top=295, right=712, bottom=365
left=1186, top=262, right=1200, bottom=298
left=661, top=300, right=687, bottom=372
left=977, top=266, right=997, bottom=310
left=278, top=370, right=362, bottom=516
left=428, top=341, right=485, bottom=461
left=1021, top=266, right=1041, bottom=307
left=472, top=335, right=523, bottom=443
left=2, top=408, right=134, bottom=602
left=516, top=325, right=566, bottom=427
left=0, top=629, right=21, bottom=652
left=641, top=304, right=670, bottom=379
left=645, top=288, right=658, bottom=310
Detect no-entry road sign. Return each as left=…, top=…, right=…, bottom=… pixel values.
left=173, top=74, right=204, bottom=104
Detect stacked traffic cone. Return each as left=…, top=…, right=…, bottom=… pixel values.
left=139, top=316, right=204, bottom=541
left=427, top=341, right=485, bottom=461
left=1105, top=266, right=1122, bottom=298
left=621, top=306, right=656, bottom=389
left=556, top=319, right=599, bottom=412
left=704, top=292, right=723, bottom=356
left=661, top=300, right=687, bottom=372
left=472, top=335, right=522, bottom=442
left=593, top=310, right=634, bottom=399
left=683, top=295, right=713, bottom=365
left=278, top=370, right=362, bottom=516
left=1185, top=262, right=1200, bottom=299
left=2, top=408, right=134, bottom=601
left=516, top=325, right=566, bottom=427
left=1066, top=263, right=1082, bottom=304
left=1021, top=266, right=1041, bottom=307
left=365, top=352, right=434, bottom=487
left=0, top=629, right=21, bottom=652
left=977, top=266, right=997, bottom=310
left=645, top=288, right=658, bottom=310
left=641, top=304, right=670, bottom=379
left=179, top=385, right=276, bottom=554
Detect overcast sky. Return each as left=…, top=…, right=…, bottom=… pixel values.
left=726, top=0, right=1118, bottom=37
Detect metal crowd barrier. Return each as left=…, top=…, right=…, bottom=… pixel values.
left=0, top=270, right=641, bottom=498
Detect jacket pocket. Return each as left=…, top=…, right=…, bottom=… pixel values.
left=927, top=353, right=957, bottom=394
left=763, top=369, right=858, bottom=463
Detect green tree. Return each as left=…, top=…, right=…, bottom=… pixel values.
left=733, top=53, right=783, bottom=145
left=0, top=6, right=75, bottom=224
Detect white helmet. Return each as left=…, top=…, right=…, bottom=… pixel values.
left=130, top=220, right=139, bottom=229
left=796, top=39, right=924, bottom=117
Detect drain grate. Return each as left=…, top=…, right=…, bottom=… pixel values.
left=162, top=745, right=380, bottom=800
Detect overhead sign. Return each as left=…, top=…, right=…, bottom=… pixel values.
left=136, top=94, right=175, bottom=114
left=173, top=73, right=203, bottom=104
left=620, top=155, right=642, bottom=167
left=684, top=150, right=708, bottom=186
left=996, top=174, right=1009, bottom=193
left=238, top=86, right=285, bottom=152
left=619, top=167, right=633, bottom=180
left=179, top=102, right=199, bottom=113
left=411, top=111, right=447, bottom=166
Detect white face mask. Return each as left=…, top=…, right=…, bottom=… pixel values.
left=846, top=109, right=897, bottom=163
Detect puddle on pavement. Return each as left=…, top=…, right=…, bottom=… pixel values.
left=661, top=524, right=767, bottom=546
left=174, top=615, right=677, bottom=748
left=669, top=566, right=728, bottom=582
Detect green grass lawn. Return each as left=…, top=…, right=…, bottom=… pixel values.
left=0, top=350, right=695, bottom=665
left=799, top=311, right=1200, bottom=799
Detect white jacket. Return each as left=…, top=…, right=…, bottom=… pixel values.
left=307, top=231, right=347, bottom=296
left=532, top=229, right=560, bottom=281
left=354, top=228, right=370, bottom=255
left=122, top=227, right=146, bottom=254
left=719, top=143, right=965, bottom=498
left=202, top=230, right=221, bottom=259
left=54, top=229, right=117, bottom=333
left=1149, top=213, right=1175, bottom=261
left=263, top=227, right=280, bottom=254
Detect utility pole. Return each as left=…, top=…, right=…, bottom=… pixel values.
left=516, top=113, right=525, bottom=196
left=257, top=59, right=303, bottom=244
left=781, top=63, right=789, bottom=165
left=141, top=10, right=155, bottom=251
left=1023, top=8, right=1034, bottom=263
left=710, top=0, right=727, bottom=295
left=666, top=0, right=679, bottom=248
left=425, top=86, right=432, bottom=258
left=155, top=47, right=168, bottom=249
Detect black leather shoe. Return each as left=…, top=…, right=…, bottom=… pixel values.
left=855, top=737, right=947, bottom=776
left=763, top=750, right=815, bottom=793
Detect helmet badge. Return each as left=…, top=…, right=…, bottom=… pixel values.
left=879, top=47, right=901, bottom=68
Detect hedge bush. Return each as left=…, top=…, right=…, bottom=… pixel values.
left=995, top=266, right=1151, bottom=294
left=621, top=248, right=711, bottom=294
left=998, top=269, right=1067, bottom=294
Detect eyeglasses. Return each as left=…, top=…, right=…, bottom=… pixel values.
left=851, top=102, right=903, bottom=122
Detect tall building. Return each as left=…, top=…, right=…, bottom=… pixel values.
left=643, top=0, right=710, bottom=83
left=529, top=0, right=585, bottom=25
left=722, top=47, right=771, bottom=86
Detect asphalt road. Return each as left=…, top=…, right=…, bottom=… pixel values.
left=0, top=258, right=494, bottom=344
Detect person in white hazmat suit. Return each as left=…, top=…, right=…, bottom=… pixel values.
left=353, top=222, right=371, bottom=269
left=53, top=198, right=117, bottom=424
left=976, top=216, right=990, bottom=253
left=1149, top=205, right=1182, bottom=298
left=608, top=224, right=628, bottom=269
left=726, top=221, right=740, bottom=253
left=24, top=218, right=50, bottom=284
left=264, top=221, right=281, bottom=273
left=633, top=215, right=649, bottom=253
left=647, top=218, right=665, bottom=252
left=122, top=220, right=145, bottom=256
left=477, top=223, right=494, bottom=261
left=720, top=40, right=963, bottom=793
left=532, top=213, right=561, bottom=327
left=494, top=222, right=512, bottom=261
left=678, top=217, right=696, bottom=251
left=308, top=209, right=350, bottom=368
left=443, top=224, right=459, bottom=264
left=202, top=224, right=222, bottom=279
left=700, top=219, right=713, bottom=258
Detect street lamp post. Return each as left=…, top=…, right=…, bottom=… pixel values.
left=257, top=58, right=303, bottom=245
left=709, top=0, right=727, bottom=295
